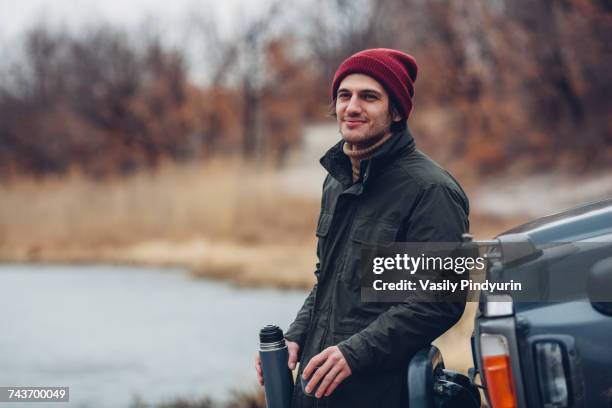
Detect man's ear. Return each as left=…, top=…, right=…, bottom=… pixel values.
left=391, top=112, right=403, bottom=123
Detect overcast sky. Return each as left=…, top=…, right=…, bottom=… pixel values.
left=0, top=0, right=309, bottom=84
left=0, top=0, right=277, bottom=39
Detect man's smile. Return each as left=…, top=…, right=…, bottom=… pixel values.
left=344, top=119, right=367, bottom=128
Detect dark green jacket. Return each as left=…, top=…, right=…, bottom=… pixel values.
left=285, top=127, right=469, bottom=408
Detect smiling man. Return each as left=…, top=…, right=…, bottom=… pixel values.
left=256, top=48, right=470, bottom=407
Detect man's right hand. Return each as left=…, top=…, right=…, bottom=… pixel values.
left=255, top=340, right=300, bottom=386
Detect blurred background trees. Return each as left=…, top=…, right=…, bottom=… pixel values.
left=1, top=0, right=610, bottom=179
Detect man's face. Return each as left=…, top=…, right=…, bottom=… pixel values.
left=335, top=73, right=401, bottom=144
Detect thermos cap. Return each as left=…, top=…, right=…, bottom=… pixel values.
left=259, top=324, right=284, bottom=343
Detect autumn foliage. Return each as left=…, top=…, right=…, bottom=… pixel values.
left=0, top=0, right=610, bottom=179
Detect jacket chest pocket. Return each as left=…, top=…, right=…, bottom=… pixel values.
left=341, top=218, right=399, bottom=288
left=314, top=213, right=332, bottom=280
left=316, top=213, right=332, bottom=238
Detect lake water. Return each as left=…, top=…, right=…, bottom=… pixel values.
left=0, top=264, right=308, bottom=407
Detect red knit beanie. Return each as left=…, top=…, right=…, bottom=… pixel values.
left=331, top=48, right=418, bottom=119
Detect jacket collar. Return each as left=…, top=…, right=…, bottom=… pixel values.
left=320, top=126, right=416, bottom=188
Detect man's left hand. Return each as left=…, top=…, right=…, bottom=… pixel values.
left=302, top=346, right=352, bottom=398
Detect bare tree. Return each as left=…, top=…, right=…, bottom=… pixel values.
left=0, top=23, right=198, bottom=178
left=187, top=1, right=286, bottom=160
left=296, top=0, right=398, bottom=85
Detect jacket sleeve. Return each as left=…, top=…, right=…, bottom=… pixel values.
left=285, top=250, right=321, bottom=350
left=337, top=183, right=469, bottom=373
left=285, top=227, right=323, bottom=348
left=285, top=279, right=317, bottom=348
left=285, top=176, right=332, bottom=348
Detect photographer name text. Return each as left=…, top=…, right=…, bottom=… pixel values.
left=372, top=279, right=522, bottom=292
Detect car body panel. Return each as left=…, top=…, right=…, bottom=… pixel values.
left=477, top=199, right=612, bottom=407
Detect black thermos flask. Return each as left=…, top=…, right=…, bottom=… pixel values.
left=259, top=325, right=294, bottom=408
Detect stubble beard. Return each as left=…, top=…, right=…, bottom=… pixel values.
left=340, top=121, right=392, bottom=149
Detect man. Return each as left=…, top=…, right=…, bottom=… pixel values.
left=256, top=48, right=469, bottom=407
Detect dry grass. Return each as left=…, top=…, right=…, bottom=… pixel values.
left=0, top=158, right=526, bottom=290
left=130, top=387, right=266, bottom=408
left=433, top=302, right=479, bottom=373
left=0, top=158, right=319, bottom=246
left=0, top=159, right=320, bottom=288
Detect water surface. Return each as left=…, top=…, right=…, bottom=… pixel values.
left=0, top=264, right=308, bottom=407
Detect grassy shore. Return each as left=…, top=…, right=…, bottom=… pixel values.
left=0, top=159, right=525, bottom=286
left=130, top=388, right=266, bottom=408
left=0, top=159, right=322, bottom=287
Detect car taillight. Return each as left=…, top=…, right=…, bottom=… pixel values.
left=480, top=334, right=517, bottom=408
left=534, top=341, right=569, bottom=407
